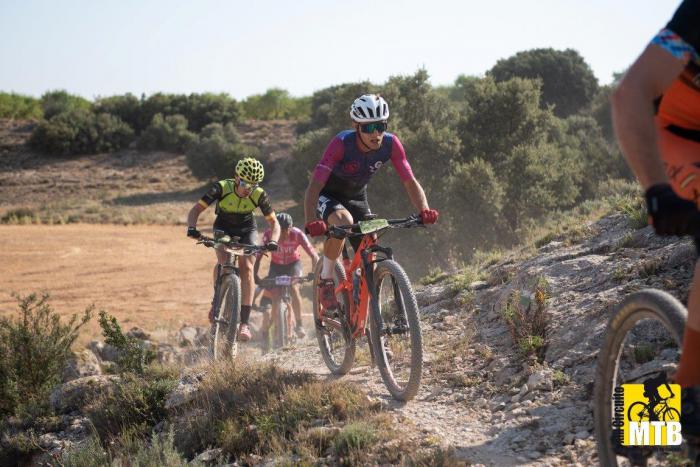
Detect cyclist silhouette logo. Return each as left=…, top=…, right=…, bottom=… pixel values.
left=616, top=375, right=682, bottom=447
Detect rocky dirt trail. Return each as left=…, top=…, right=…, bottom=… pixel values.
left=253, top=212, right=696, bottom=466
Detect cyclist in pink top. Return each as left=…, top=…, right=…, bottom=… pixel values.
left=254, top=213, right=319, bottom=338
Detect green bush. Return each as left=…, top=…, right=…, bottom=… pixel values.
left=87, top=373, right=175, bottom=441
left=94, top=93, right=143, bottom=133
left=98, top=310, right=156, bottom=374
left=138, top=113, right=197, bottom=152
left=29, top=109, right=134, bottom=155
left=0, top=92, right=43, bottom=119
left=0, top=292, right=92, bottom=416
left=185, top=122, right=259, bottom=180
left=242, top=88, right=311, bottom=120
left=40, top=90, right=91, bottom=120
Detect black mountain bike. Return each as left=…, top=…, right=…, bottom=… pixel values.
left=257, top=274, right=313, bottom=350
left=594, top=288, right=700, bottom=465
left=197, top=232, right=269, bottom=361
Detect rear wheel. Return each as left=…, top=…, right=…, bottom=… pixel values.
left=369, top=260, right=423, bottom=401
left=210, top=274, right=241, bottom=361
left=594, top=289, right=687, bottom=466
left=313, top=260, right=356, bottom=374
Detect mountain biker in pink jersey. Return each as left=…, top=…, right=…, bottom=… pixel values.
left=611, top=0, right=700, bottom=432
left=254, top=213, right=319, bottom=338
left=302, top=94, right=439, bottom=312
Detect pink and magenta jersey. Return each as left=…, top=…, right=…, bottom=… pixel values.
left=312, top=131, right=414, bottom=199
left=262, top=227, right=315, bottom=265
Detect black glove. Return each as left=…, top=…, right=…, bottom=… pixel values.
left=187, top=226, right=201, bottom=238
left=645, top=184, right=700, bottom=236
left=306, top=272, right=315, bottom=281
left=265, top=241, right=278, bottom=251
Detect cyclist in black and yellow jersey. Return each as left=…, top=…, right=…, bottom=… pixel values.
left=187, top=157, right=280, bottom=342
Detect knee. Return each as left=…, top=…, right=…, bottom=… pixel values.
left=328, top=210, right=353, bottom=226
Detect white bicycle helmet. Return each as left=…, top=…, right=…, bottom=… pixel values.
left=350, top=94, right=390, bottom=123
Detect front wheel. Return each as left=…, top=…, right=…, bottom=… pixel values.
left=313, top=260, right=356, bottom=375
left=210, top=274, right=241, bottom=361
left=593, top=289, right=687, bottom=466
left=274, top=300, right=287, bottom=349
left=369, top=259, right=423, bottom=401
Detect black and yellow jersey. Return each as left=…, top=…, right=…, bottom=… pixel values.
left=198, top=179, right=274, bottom=232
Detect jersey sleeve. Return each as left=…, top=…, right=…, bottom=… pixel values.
left=389, top=135, right=415, bottom=182
left=297, top=228, right=316, bottom=258
left=312, top=136, right=345, bottom=184
left=653, top=0, right=700, bottom=62
left=199, top=182, right=222, bottom=207
left=257, top=190, right=274, bottom=217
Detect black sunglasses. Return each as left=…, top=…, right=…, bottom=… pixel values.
left=359, top=122, right=388, bottom=134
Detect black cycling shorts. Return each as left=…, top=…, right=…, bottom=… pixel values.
left=317, top=193, right=372, bottom=224
left=316, top=193, right=372, bottom=253
left=268, top=260, right=303, bottom=278
left=211, top=222, right=258, bottom=246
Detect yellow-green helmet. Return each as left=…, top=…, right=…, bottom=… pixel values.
left=235, top=157, right=264, bottom=184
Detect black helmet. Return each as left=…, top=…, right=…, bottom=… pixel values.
left=277, top=212, right=293, bottom=229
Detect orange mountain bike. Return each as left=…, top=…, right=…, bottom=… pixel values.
left=313, top=214, right=426, bottom=401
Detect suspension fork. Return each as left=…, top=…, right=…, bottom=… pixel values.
left=362, top=244, right=395, bottom=338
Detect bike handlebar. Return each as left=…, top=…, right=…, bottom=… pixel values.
left=326, top=214, right=425, bottom=239
left=196, top=235, right=269, bottom=255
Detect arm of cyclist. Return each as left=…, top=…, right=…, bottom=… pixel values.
left=611, top=47, right=684, bottom=188
left=389, top=136, right=438, bottom=224
left=264, top=213, right=280, bottom=249
left=402, top=177, right=438, bottom=224
left=612, top=18, right=700, bottom=236
left=186, top=182, right=222, bottom=238
left=304, top=178, right=328, bottom=236
left=304, top=137, right=345, bottom=236
left=299, top=229, right=319, bottom=267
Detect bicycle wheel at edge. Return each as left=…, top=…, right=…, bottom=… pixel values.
left=369, top=259, right=423, bottom=401
left=313, top=260, right=356, bottom=375
left=593, top=288, right=686, bottom=467
left=210, top=273, right=241, bottom=361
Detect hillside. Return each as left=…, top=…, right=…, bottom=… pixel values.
left=0, top=119, right=297, bottom=226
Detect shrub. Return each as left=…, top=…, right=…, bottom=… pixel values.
left=98, top=310, right=156, bottom=374
left=29, top=109, right=134, bottom=155
left=0, top=292, right=92, bottom=416
left=138, top=113, right=197, bottom=152
left=185, top=122, right=259, bottom=180
left=0, top=92, right=42, bottom=119
left=501, top=277, right=550, bottom=363
left=242, top=88, right=311, bottom=120
left=94, top=93, right=143, bottom=133
left=40, top=90, right=91, bottom=120
left=87, top=373, right=176, bottom=441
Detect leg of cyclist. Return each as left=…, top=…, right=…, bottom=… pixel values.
left=238, top=254, right=254, bottom=341
left=291, top=283, right=305, bottom=338
left=210, top=249, right=230, bottom=323
left=318, top=209, right=353, bottom=309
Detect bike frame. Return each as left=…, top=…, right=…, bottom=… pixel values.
left=334, top=233, right=395, bottom=339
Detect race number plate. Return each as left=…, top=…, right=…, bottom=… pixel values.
left=275, top=275, right=292, bottom=286
left=358, top=218, right=389, bottom=234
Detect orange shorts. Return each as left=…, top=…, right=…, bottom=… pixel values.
left=658, top=117, right=700, bottom=207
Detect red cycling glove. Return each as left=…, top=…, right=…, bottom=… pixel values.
left=420, top=209, right=439, bottom=225
left=305, top=220, right=328, bottom=237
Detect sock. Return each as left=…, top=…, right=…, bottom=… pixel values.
left=321, top=256, right=335, bottom=280
left=674, top=326, right=700, bottom=388
left=240, top=305, right=252, bottom=325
